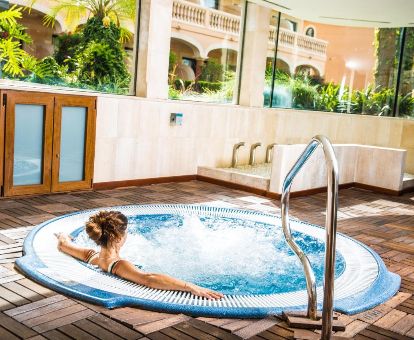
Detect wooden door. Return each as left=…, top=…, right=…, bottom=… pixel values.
left=51, top=95, right=96, bottom=192
left=3, top=91, right=54, bottom=196
left=0, top=92, right=5, bottom=194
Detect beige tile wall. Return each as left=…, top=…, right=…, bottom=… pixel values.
left=94, top=97, right=277, bottom=182
left=94, top=96, right=414, bottom=183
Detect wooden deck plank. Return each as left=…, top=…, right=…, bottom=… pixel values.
left=364, top=324, right=413, bottom=340
left=406, top=326, right=414, bottom=338
left=384, top=292, right=412, bottom=308
left=187, top=318, right=239, bottom=340
left=389, top=314, right=414, bottom=335
left=0, top=312, right=38, bottom=338
left=27, top=335, right=48, bottom=340
left=265, top=323, right=293, bottom=339
left=32, top=308, right=96, bottom=333
left=4, top=295, right=67, bottom=317
left=255, top=330, right=286, bottom=340
left=373, top=309, right=407, bottom=329
left=0, top=325, right=21, bottom=340
left=74, top=318, right=125, bottom=340
left=42, top=329, right=74, bottom=340
left=134, top=314, right=191, bottom=335
left=146, top=332, right=175, bottom=340
left=88, top=313, right=144, bottom=339
left=17, top=278, right=58, bottom=297
left=355, top=305, right=393, bottom=324
left=106, top=309, right=176, bottom=327
left=233, top=318, right=281, bottom=339
left=2, top=281, right=45, bottom=302
left=0, top=296, right=16, bottom=311
left=221, top=320, right=256, bottom=332
left=159, top=327, right=196, bottom=340
left=173, top=321, right=225, bottom=340
left=24, top=303, right=88, bottom=327
left=358, top=327, right=395, bottom=340
left=0, top=285, right=31, bottom=306
left=354, top=335, right=376, bottom=340
left=15, top=299, right=77, bottom=322
left=58, top=324, right=100, bottom=340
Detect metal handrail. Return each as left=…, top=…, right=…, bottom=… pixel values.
left=281, top=135, right=339, bottom=339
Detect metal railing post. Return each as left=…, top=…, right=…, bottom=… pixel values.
left=280, top=135, right=339, bottom=339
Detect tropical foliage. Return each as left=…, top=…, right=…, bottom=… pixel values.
left=0, top=6, right=52, bottom=78
left=168, top=56, right=235, bottom=102
left=0, top=4, right=132, bottom=94
left=27, top=0, right=136, bottom=41
left=76, top=16, right=130, bottom=87
left=264, top=72, right=414, bottom=117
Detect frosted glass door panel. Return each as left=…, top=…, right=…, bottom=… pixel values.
left=13, top=104, right=45, bottom=186
left=59, top=107, right=86, bottom=182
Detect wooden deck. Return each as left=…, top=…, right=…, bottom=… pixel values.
left=0, top=181, right=413, bottom=339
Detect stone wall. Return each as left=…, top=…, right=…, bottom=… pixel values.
left=94, top=94, right=414, bottom=183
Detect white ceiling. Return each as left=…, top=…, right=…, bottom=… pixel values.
left=254, top=0, right=414, bottom=27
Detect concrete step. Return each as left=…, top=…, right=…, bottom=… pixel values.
left=402, top=173, right=414, bottom=190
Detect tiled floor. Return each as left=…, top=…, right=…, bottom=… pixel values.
left=0, top=180, right=413, bottom=339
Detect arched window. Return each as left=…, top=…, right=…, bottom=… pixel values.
left=305, top=27, right=315, bottom=37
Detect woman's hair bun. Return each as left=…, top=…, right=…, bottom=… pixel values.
left=85, top=211, right=128, bottom=247
left=87, top=221, right=103, bottom=242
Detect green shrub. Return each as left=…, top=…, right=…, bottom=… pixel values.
left=76, top=41, right=130, bottom=88
left=75, top=17, right=130, bottom=90
left=398, top=93, right=414, bottom=117
left=23, top=56, right=68, bottom=84
left=315, top=83, right=339, bottom=112
left=200, top=59, right=224, bottom=82
left=168, top=85, right=181, bottom=99
left=169, top=52, right=177, bottom=73
left=172, top=79, right=222, bottom=93
left=53, top=33, right=82, bottom=72
left=291, top=76, right=318, bottom=109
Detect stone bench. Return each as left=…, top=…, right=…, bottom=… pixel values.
left=269, top=144, right=406, bottom=195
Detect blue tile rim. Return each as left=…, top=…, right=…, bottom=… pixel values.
left=15, top=204, right=400, bottom=318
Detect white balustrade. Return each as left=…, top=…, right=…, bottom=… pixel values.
left=173, top=0, right=328, bottom=57
left=172, top=1, right=206, bottom=26
left=267, top=26, right=327, bottom=56
left=209, top=9, right=240, bottom=34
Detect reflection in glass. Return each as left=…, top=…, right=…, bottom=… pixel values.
left=168, top=0, right=241, bottom=102
left=13, top=104, right=44, bottom=186
left=397, top=27, right=414, bottom=118
left=4, top=1, right=138, bottom=95
left=59, top=107, right=86, bottom=182
left=264, top=13, right=414, bottom=117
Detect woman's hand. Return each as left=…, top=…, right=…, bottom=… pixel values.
left=54, top=233, right=73, bottom=251
left=187, top=283, right=224, bottom=300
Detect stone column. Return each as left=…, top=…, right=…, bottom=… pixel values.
left=237, top=3, right=271, bottom=107
left=135, top=0, right=173, bottom=99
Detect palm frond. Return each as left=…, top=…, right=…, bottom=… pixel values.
left=42, top=1, right=90, bottom=30
left=0, top=5, right=23, bottom=26
left=107, top=0, right=136, bottom=21
left=119, top=26, right=133, bottom=43
left=0, top=38, right=27, bottom=77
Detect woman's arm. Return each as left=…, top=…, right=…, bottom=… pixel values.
left=114, top=260, right=223, bottom=300
left=55, top=233, right=96, bottom=263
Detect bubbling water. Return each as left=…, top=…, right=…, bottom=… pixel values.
left=74, top=214, right=345, bottom=295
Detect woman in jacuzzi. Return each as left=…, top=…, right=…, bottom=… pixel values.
left=55, top=210, right=223, bottom=300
